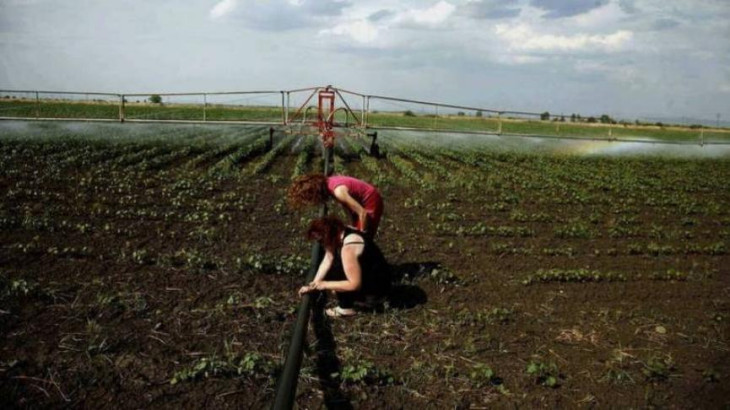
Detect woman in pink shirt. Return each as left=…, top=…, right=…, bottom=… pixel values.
left=288, top=174, right=384, bottom=237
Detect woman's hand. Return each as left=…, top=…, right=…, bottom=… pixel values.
left=298, top=281, right=325, bottom=296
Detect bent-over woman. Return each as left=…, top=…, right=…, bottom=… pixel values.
left=288, top=174, right=384, bottom=237
left=298, top=216, right=390, bottom=317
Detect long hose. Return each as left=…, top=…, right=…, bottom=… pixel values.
left=271, top=143, right=333, bottom=409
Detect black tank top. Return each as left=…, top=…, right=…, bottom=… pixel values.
left=335, top=227, right=388, bottom=284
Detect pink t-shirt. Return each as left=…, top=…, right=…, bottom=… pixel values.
left=326, top=175, right=380, bottom=210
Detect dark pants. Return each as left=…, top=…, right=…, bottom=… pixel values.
left=327, top=253, right=390, bottom=309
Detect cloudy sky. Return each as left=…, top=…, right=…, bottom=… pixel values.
left=1, top=0, right=729, bottom=121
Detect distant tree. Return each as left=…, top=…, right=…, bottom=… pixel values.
left=476, top=110, right=483, bottom=118
left=149, top=94, right=162, bottom=104
left=540, top=111, right=550, bottom=121
left=559, top=115, right=566, bottom=122
left=570, top=114, right=576, bottom=122
left=587, top=116, right=597, bottom=123
left=457, top=111, right=465, bottom=116
left=599, top=114, right=613, bottom=124
left=655, top=122, right=664, bottom=128
left=403, top=110, right=416, bottom=117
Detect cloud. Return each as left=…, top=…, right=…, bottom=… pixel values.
left=530, top=0, right=609, bottom=19
left=320, top=2, right=457, bottom=44
left=368, top=9, right=395, bottom=22
left=210, top=0, right=237, bottom=19
left=406, top=1, right=455, bottom=25
left=323, top=19, right=379, bottom=43
left=459, top=0, right=521, bottom=20
left=299, top=0, right=351, bottom=17
left=211, top=0, right=351, bottom=29
left=493, top=54, right=545, bottom=65
left=651, top=18, right=679, bottom=31
left=574, top=60, right=644, bottom=87
left=618, top=0, right=638, bottom=14
left=495, top=24, right=632, bottom=52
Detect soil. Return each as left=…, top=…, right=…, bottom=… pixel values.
left=1, top=124, right=729, bottom=409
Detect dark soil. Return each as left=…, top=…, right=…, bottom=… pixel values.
left=1, top=124, right=729, bottom=409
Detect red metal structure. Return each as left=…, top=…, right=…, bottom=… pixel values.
left=317, top=88, right=336, bottom=148
left=287, top=85, right=362, bottom=149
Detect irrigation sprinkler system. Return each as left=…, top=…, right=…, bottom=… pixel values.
left=2, top=85, right=727, bottom=145
left=271, top=88, right=337, bottom=409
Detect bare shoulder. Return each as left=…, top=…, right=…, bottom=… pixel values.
left=342, top=233, right=365, bottom=255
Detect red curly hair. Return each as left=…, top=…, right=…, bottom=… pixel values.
left=288, top=174, right=329, bottom=209
left=307, top=216, right=345, bottom=251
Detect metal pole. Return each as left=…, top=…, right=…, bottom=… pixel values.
left=285, top=92, right=290, bottom=125
left=497, top=113, right=502, bottom=134
left=271, top=145, right=332, bottom=410
left=203, top=94, right=207, bottom=122
left=35, top=91, right=40, bottom=119
left=361, top=96, right=366, bottom=127
left=365, top=96, right=371, bottom=128
left=119, top=94, right=125, bottom=122
left=281, top=91, right=286, bottom=125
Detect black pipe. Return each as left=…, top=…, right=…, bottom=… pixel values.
left=271, top=144, right=332, bottom=410
left=367, top=132, right=379, bottom=158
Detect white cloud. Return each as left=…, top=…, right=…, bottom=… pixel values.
left=495, top=24, right=632, bottom=52
left=571, top=1, right=626, bottom=29
left=574, top=60, right=647, bottom=88
left=318, top=1, right=456, bottom=44
left=210, top=0, right=238, bottom=19
left=494, top=54, right=545, bottom=65
left=405, top=1, right=456, bottom=25
left=323, top=19, right=379, bottom=43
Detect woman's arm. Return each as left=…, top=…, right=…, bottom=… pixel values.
left=332, top=185, right=368, bottom=233
left=299, top=249, right=334, bottom=295
left=312, top=249, right=334, bottom=284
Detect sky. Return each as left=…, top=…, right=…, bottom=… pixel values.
left=1, top=0, right=729, bottom=122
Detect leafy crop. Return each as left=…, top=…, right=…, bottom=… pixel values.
left=526, top=360, right=561, bottom=388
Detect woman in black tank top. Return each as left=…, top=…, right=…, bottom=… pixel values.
left=298, top=216, right=390, bottom=317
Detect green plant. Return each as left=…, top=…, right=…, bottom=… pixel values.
left=171, top=351, right=274, bottom=385
left=601, top=349, right=635, bottom=384
left=237, top=253, right=308, bottom=276
left=425, top=266, right=461, bottom=285
left=336, top=360, right=395, bottom=386
left=526, top=360, right=560, bottom=387
left=642, top=354, right=675, bottom=382
left=523, top=268, right=626, bottom=285
left=649, top=269, right=687, bottom=281
left=469, top=363, right=501, bottom=387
